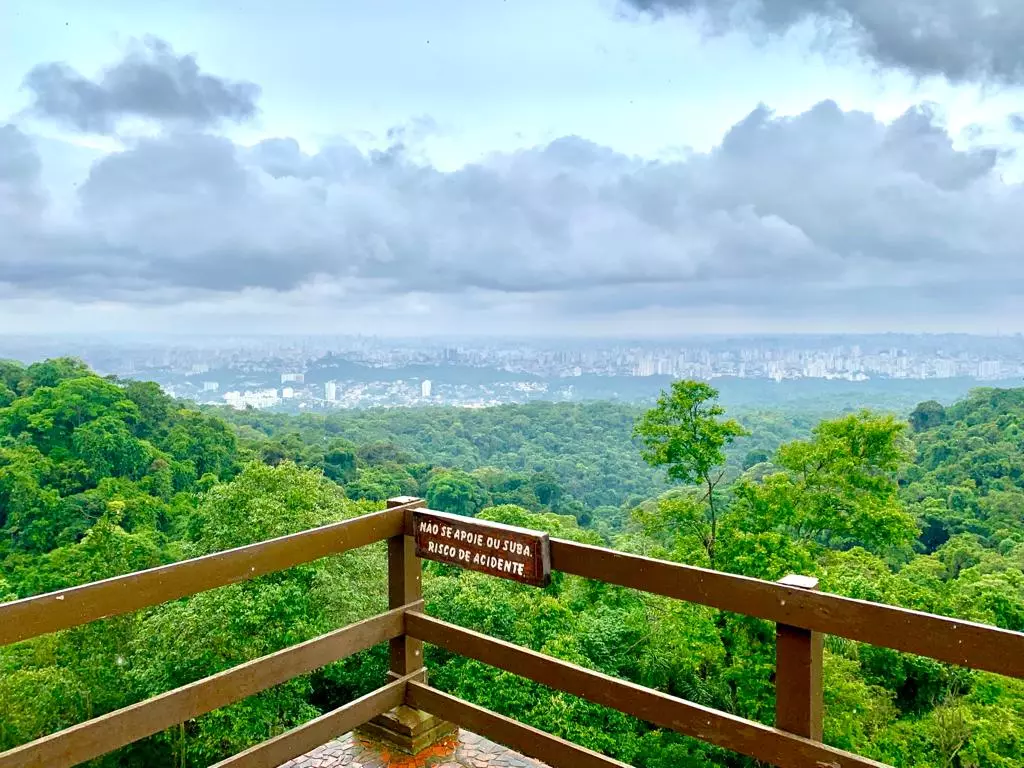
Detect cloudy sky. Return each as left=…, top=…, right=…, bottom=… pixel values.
left=2, top=0, right=1024, bottom=337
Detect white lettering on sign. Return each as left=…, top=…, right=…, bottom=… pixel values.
left=413, top=509, right=551, bottom=587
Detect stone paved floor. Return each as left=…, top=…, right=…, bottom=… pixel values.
left=278, top=730, right=546, bottom=768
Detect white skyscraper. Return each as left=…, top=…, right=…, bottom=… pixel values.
left=421, top=379, right=432, bottom=398
left=979, top=361, right=1002, bottom=380
left=325, top=381, right=337, bottom=402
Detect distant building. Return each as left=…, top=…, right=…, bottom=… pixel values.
left=325, top=381, right=337, bottom=402
left=282, top=387, right=295, bottom=398
left=281, top=372, right=305, bottom=383
left=634, top=357, right=656, bottom=377
left=224, top=389, right=281, bottom=410
left=978, top=361, right=1002, bottom=380
left=202, top=381, right=219, bottom=392
left=421, top=379, right=432, bottom=398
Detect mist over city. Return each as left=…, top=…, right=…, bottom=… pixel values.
left=1, top=333, right=1022, bottom=411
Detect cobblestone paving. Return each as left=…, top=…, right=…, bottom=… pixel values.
left=278, top=730, right=546, bottom=768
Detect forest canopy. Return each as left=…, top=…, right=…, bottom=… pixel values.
left=1, top=359, right=1022, bottom=767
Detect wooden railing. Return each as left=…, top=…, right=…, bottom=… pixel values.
left=1, top=496, right=1022, bottom=768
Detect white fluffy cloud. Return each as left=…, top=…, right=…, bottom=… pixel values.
left=3, top=39, right=1023, bottom=333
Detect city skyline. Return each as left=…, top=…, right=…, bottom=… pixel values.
left=4, top=331, right=1022, bottom=411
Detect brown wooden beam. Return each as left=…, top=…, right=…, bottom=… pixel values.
left=407, top=683, right=632, bottom=768
left=210, top=674, right=415, bottom=768
left=550, top=539, right=1024, bottom=679
left=0, top=607, right=410, bottom=768
left=387, top=497, right=426, bottom=677
left=774, top=575, right=823, bottom=741
left=406, top=611, right=890, bottom=768
left=0, top=503, right=418, bottom=646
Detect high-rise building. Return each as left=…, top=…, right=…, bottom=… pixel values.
left=635, top=356, right=656, bottom=377
left=325, top=381, right=337, bottom=402
left=421, top=379, right=432, bottom=398
left=979, top=361, right=1002, bottom=380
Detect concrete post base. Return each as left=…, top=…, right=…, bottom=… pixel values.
left=356, top=705, right=457, bottom=755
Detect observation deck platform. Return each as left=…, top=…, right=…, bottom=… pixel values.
left=279, top=729, right=546, bottom=768
left=4, top=496, right=1023, bottom=768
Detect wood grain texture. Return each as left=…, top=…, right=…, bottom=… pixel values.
left=388, top=497, right=426, bottom=677
left=406, top=612, right=891, bottom=768
left=0, top=503, right=416, bottom=646
left=0, top=607, right=407, bottom=768
left=550, top=539, right=1024, bottom=679
left=210, top=675, right=413, bottom=768
left=775, top=575, right=823, bottom=740
left=407, top=683, right=632, bottom=768
left=413, top=509, right=551, bottom=587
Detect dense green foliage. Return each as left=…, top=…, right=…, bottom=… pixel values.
left=219, top=402, right=815, bottom=531
left=223, top=402, right=661, bottom=512
left=1, top=360, right=1022, bottom=767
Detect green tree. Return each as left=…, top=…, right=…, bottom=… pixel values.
left=165, top=410, right=238, bottom=485
left=909, top=400, right=946, bottom=432
left=188, top=461, right=345, bottom=552
left=733, top=412, right=917, bottom=555
left=322, top=439, right=358, bottom=484
left=71, top=415, right=152, bottom=481
left=124, top=462, right=383, bottom=766
left=121, top=380, right=173, bottom=441
left=741, top=449, right=770, bottom=470
left=23, top=357, right=92, bottom=392
left=0, top=376, right=139, bottom=454
left=633, top=381, right=747, bottom=567
left=0, top=360, right=27, bottom=401
left=425, top=468, right=487, bottom=516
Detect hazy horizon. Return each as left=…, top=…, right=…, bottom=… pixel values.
left=4, top=330, right=1024, bottom=344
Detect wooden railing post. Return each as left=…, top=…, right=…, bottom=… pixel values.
left=358, top=497, right=456, bottom=754
left=387, top=495, right=425, bottom=678
left=775, top=574, right=823, bottom=741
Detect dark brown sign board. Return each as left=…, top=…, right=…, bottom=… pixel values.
left=413, top=509, right=551, bottom=587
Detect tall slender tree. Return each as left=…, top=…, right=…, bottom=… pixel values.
left=634, top=380, right=747, bottom=567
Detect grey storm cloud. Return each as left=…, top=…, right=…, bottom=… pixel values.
left=0, top=124, right=44, bottom=217
left=0, top=125, right=41, bottom=184
left=4, top=98, right=1023, bottom=321
left=8, top=97, right=1024, bottom=319
left=22, top=37, right=260, bottom=133
left=623, top=0, right=1024, bottom=85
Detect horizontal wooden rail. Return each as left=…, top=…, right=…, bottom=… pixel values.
left=4, top=504, right=1020, bottom=768
left=0, top=605, right=413, bottom=768
left=550, top=539, right=1024, bottom=679
left=0, top=502, right=416, bottom=646
left=407, top=611, right=889, bottom=768
left=211, top=673, right=417, bottom=768
left=407, top=682, right=631, bottom=768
